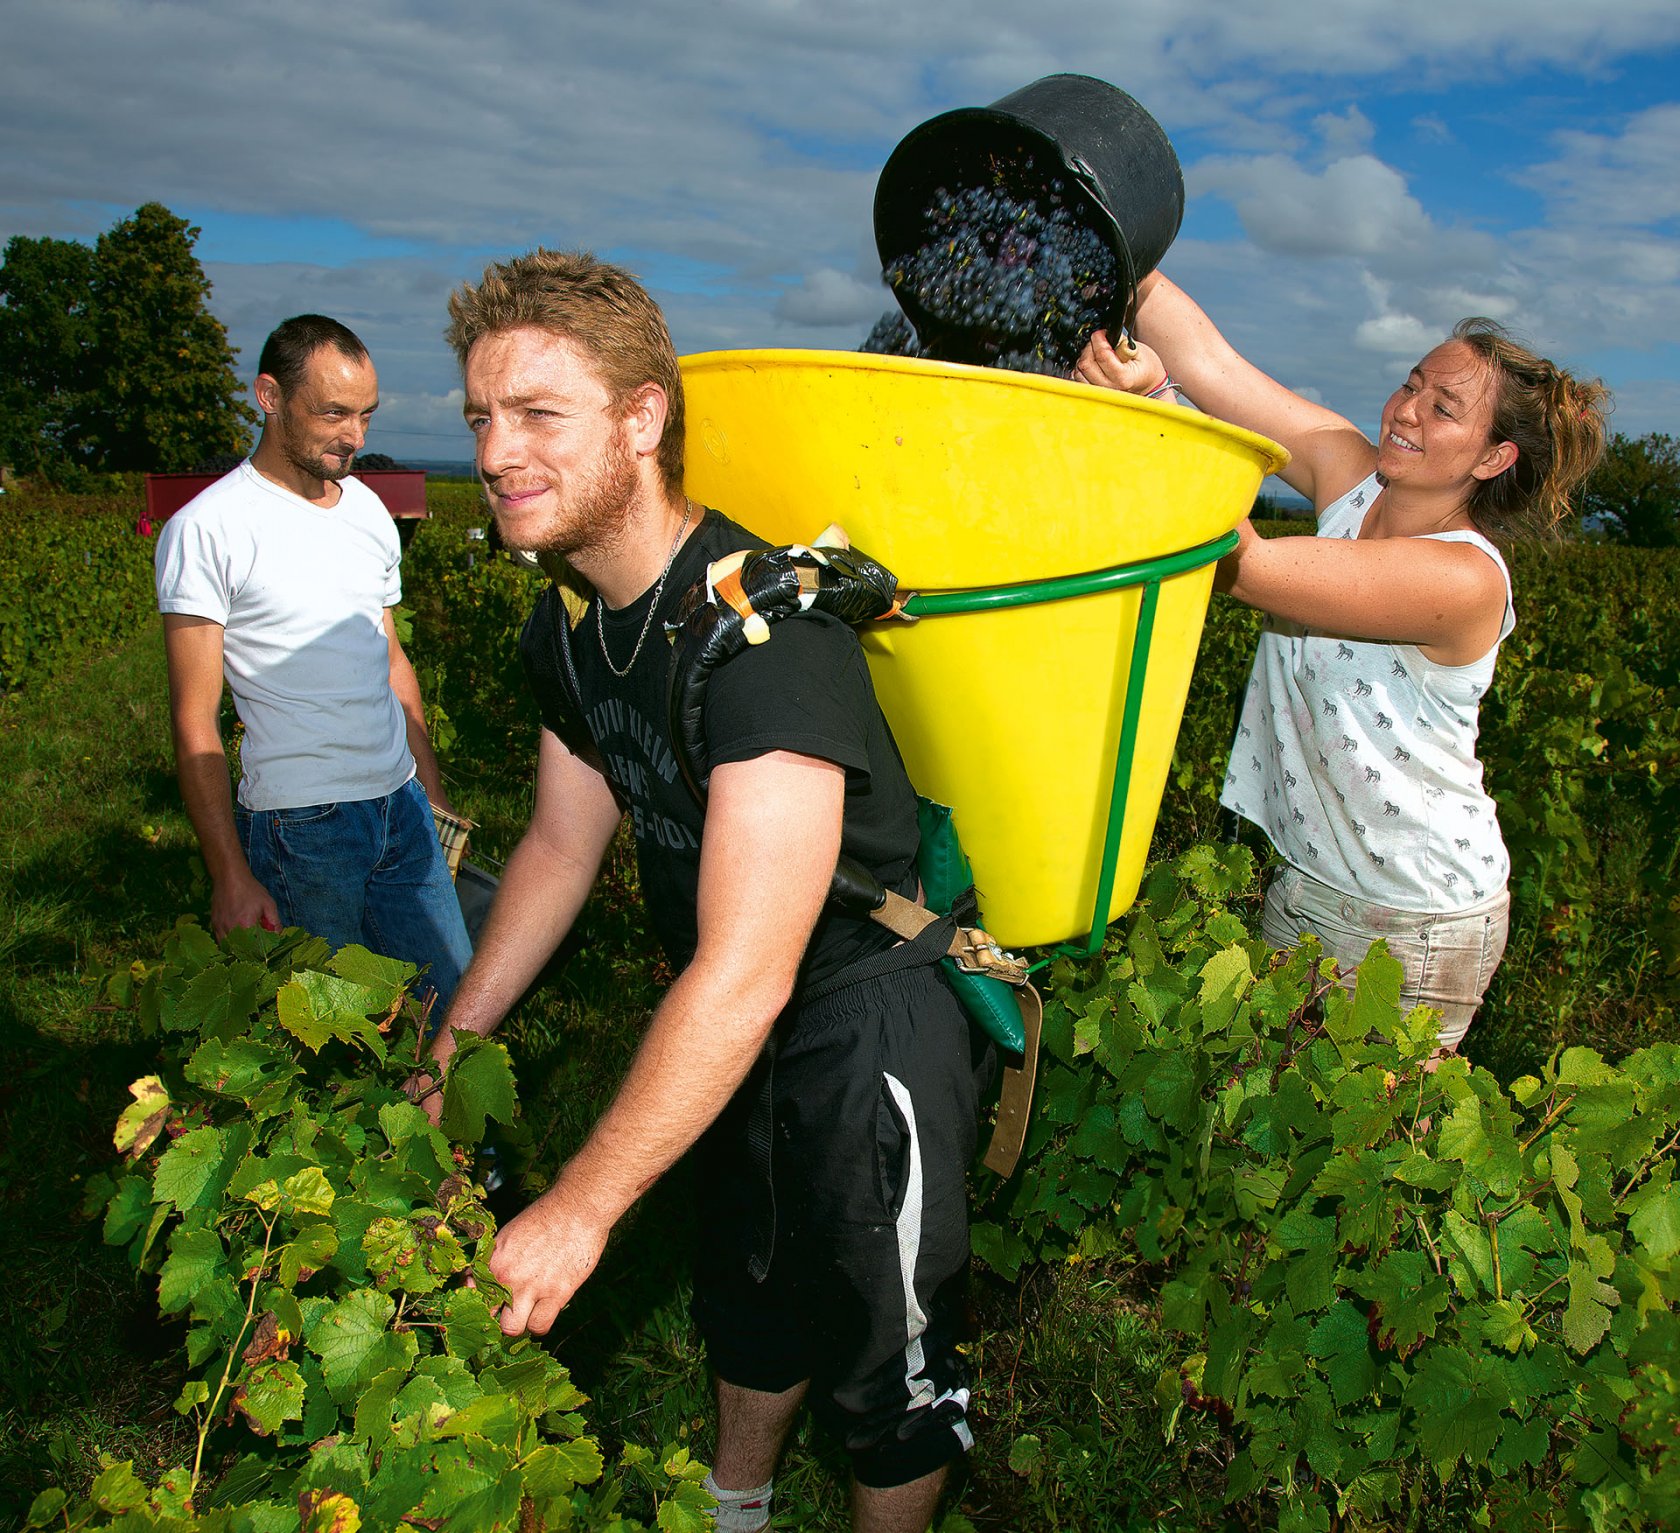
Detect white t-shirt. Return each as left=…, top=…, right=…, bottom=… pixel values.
left=154, top=460, right=415, bottom=811
left=1220, top=474, right=1513, bottom=912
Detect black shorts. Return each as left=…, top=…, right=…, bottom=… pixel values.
left=689, top=959, right=984, bottom=1489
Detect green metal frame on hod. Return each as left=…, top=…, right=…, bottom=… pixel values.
left=901, top=528, right=1239, bottom=964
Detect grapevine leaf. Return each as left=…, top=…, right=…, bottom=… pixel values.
left=184, top=1037, right=299, bottom=1103
left=1404, top=1344, right=1508, bottom=1471
left=522, top=1438, right=606, bottom=1498
left=1347, top=1248, right=1449, bottom=1352
left=351, top=1366, right=409, bottom=1450
left=326, top=944, right=414, bottom=1009
left=1479, top=1299, right=1539, bottom=1354
left=25, top=1490, right=68, bottom=1528
left=307, top=1289, right=419, bottom=1404
left=276, top=972, right=389, bottom=1060
left=298, top=1488, right=363, bottom=1533
left=1307, top=1300, right=1378, bottom=1407
left=658, top=1486, right=715, bottom=1533
left=1069, top=1103, right=1122, bottom=1164
left=159, top=959, right=262, bottom=1037
left=441, top=1286, right=503, bottom=1360
left=1349, top=940, right=1403, bottom=1040
left=363, top=1214, right=467, bottom=1295
left=1564, top=1258, right=1619, bottom=1353
left=1440, top=1209, right=1495, bottom=1299
left=1197, top=944, right=1252, bottom=1034
left=1556, top=1047, right=1616, bottom=1086
left=113, top=1075, right=171, bottom=1158
left=1438, top=1096, right=1524, bottom=1199
left=329, top=1198, right=386, bottom=1282
left=157, top=1226, right=228, bottom=1313
left=1627, top=1182, right=1680, bottom=1263
left=102, top=1174, right=153, bottom=1246
left=283, top=1166, right=337, bottom=1218
left=433, top=1392, right=520, bottom=1445
left=1330, top=1069, right=1402, bottom=1149
left=233, top=1359, right=306, bottom=1436
left=1393, top=1150, right=1456, bottom=1192
left=1141, top=1051, right=1200, bottom=1132
left=279, top=1219, right=341, bottom=1287
left=1285, top=1242, right=1336, bottom=1314
left=413, top=1441, right=520, bottom=1531
left=440, top=1036, right=518, bottom=1144
left=1493, top=1414, right=1550, bottom=1474
left=87, top=1460, right=150, bottom=1515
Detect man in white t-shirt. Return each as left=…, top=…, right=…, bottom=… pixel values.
left=154, top=314, right=472, bottom=1012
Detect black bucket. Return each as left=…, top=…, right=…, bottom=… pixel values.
left=873, top=74, right=1183, bottom=355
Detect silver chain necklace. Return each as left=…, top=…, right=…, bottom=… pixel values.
left=596, top=498, right=693, bottom=678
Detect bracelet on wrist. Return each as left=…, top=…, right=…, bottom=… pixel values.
left=1145, top=375, right=1178, bottom=399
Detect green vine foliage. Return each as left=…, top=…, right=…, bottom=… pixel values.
left=974, top=845, right=1680, bottom=1530
left=0, top=489, right=157, bottom=696
left=30, top=921, right=713, bottom=1532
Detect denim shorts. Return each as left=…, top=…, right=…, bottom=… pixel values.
left=237, top=775, right=473, bottom=1016
left=1261, top=863, right=1509, bottom=1052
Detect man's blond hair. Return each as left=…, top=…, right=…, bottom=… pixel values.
left=446, top=249, right=684, bottom=494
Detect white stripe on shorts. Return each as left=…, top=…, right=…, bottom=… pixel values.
left=883, top=1072, right=936, bottom=1414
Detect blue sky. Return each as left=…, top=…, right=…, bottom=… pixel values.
left=4, top=1, right=1678, bottom=466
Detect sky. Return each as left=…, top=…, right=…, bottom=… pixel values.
left=4, top=0, right=1679, bottom=472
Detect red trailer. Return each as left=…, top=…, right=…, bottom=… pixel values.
left=143, top=469, right=429, bottom=525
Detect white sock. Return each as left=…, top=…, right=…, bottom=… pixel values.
left=702, top=1471, right=773, bottom=1532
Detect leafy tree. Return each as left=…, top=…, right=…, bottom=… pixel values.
left=81, top=203, right=257, bottom=471
left=1582, top=431, right=1680, bottom=548
left=0, top=204, right=256, bottom=479
left=0, top=234, right=98, bottom=475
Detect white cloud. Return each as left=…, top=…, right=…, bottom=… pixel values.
left=1314, top=105, right=1374, bottom=156
left=773, top=267, right=888, bottom=327
left=1190, top=154, right=1442, bottom=261
left=1518, top=103, right=1680, bottom=228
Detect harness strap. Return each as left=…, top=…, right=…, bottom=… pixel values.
left=806, top=896, right=1040, bottom=1178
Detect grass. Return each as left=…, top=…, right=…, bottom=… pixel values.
left=4, top=499, right=1674, bottom=1529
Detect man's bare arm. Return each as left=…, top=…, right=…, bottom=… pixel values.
left=162, top=614, right=279, bottom=938
left=486, top=749, right=846, bottom=1337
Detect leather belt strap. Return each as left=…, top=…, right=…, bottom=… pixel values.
left=863, top=892, right=1039, bottom=1178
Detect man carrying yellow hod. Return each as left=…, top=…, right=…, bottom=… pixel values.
left=413, top=250, right=988, bottom=1533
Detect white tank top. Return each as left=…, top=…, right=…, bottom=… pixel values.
left=1219, top=474, right=1513, bottom=912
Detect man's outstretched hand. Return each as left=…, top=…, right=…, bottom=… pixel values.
left=486, top=1192, right=611, bottom=1336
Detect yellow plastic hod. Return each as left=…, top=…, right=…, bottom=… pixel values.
left=680, top=349, right=1287, bottom=949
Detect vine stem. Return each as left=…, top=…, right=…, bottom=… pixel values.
left=191, top=1211, right=278, bottom=1494
left=1615, top=1125, right=1680, bottom=1205
left=1518, top=1093, right=1577, bottom=1155
left=1415, top=1214, right=1444, bottom=1278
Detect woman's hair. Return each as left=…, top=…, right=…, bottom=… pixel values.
left=1452, top=317, right=1612, bottom=538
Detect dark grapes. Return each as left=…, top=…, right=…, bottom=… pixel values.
left=862, top=166, right=1119, bottom=377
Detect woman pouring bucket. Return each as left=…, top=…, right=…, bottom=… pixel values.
left=877, top=74, right=1611, bottom=1056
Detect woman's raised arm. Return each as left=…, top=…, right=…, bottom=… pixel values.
left=1128, top=272, right=1378, bottom=511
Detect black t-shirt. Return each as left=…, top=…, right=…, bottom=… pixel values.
left=518, top=507, right=920, bottom=987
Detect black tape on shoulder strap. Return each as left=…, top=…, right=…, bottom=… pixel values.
left=666, top=540, right=902, bottom=804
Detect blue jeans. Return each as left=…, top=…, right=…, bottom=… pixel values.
left=238, top=775, right=474, bottom=1017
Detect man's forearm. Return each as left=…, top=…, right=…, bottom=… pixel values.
left=545, top=952, right=789, bottom=1230
left=173, top=732, right=252, bottom=886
